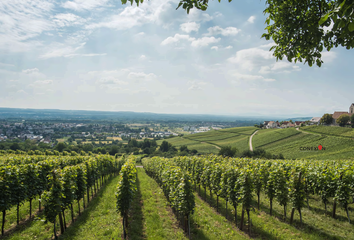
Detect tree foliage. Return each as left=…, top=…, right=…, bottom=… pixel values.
left=121, top=0, right=354, bottom=67
left=218, top=146, right=237, bottom=157
left=320, top=113, right=333, bottom=124
left=336, top=114, right=350, bottom=126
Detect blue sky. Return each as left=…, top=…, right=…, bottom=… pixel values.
left=0, top=0, right=353, bottom=118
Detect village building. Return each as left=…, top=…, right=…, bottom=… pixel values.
left=266, top=121, right=277, bottom=129
left=294, top=121, right=304, bottom=127
left=310, top=117, right=321, bottom=125
left=332, top=103, right=354, bottom=125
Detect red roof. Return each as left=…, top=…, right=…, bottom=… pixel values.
left=333, top=112, right=353, bottom=119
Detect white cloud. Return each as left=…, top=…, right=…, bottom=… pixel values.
left=39, top=42, right=86, bottom=59
left=228, top=47, right=273, bottom=71
left=39, top=42, right=106, bottom=59
left=96, top=76, right=128, bottom=85
left=258, top=66, right=271, bottom=74
left=0, top=0, right=54, bottom=52
left=28, top=80, right=54, bottom=89
left=260, top=42, right=276, bottom=48
left=271, top=62, right=293, bottom=71
left=0, top=62, right=15, bottom=67
left=228, top=44, right=302, bottom=74
left=211, top=46, right=218, bottom=50
left=214, top=12, right=222, bottom=18
left=22, top=68, right=40, bottom=74
left=323, top=20, right=334, bottom=32
left=161, top=34, right=195, bottom=46
left=191, top=37, right=221, bottom=47
left=188, top=81, right=207, bottom=91
left=62, top=0, right=109, bottom=11
left=65, top=53, right=107, bottom=58
left=33, top=80, right=53, bottom=85
left=128, top=72, right=157, bottom=81
left=225, top=46, right=233, bottom=49
left=53, top=13, right=86, bottom=27
left=21, top=68, right=47, bottom=79
left=321, top=51, right=336, bottom=63
left=180, top=22, right=200, bottom=33
left=139, top=55, right=147, bottom=60
left=247, top=16, right=256, bottom=23
left=205, top=26, right=241, bottom=36
left=187, top=9, right=213, bottom=23
left=232, top=73, right=275, bottom=82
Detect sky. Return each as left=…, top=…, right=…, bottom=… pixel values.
left=0, top=0, right=353, bottom=118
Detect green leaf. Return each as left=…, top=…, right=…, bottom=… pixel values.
left=319, top=13, right=330, bottom=25
left=348, top=22, right=354, bottom=32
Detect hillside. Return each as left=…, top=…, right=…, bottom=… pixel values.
left=158, top=125, right=354, bottom=160
left=157, top=126, right=257, bottom=155
left=301, top=125, right=354, bottom=138
left=252, top=127, right=354, bottom=160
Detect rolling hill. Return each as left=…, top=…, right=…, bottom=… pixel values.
left=159, top=125, right=354, bottom=160
left=157, top=126, right=257, bottom=155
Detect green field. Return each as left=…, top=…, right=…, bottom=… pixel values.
left=301, top=125, right=354, bottom=138
left=158, top=125, right=354, bottom=159
left=158, top=126, right=257, bottom=155
left=252, top=127, right=354, bottom=160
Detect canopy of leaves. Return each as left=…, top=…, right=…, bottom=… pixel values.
left=336, top=114, right=350, bottom=126
left=218, top=146, right=237, bottom=157
left=121, top=0, right=354, bottom=67
left=320, top=113, right=333, bottom=124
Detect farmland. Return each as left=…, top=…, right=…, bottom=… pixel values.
left=301, top=125, right=354, bottom=138
left=158, top=126, right=257, bottom=155
left=252, top=128, right=354, bottom=160
left=2, top=153, right=354, bottom=240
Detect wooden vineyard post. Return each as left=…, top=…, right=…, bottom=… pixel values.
left=53, top=217, right=58, bottom=240
left=290, top=208, right=295, bottom=224
left=188, top=214, right=191, bottom=240
left=240, top=207, right=244, bottom=231
left=2, top=210, right=5, bottom=236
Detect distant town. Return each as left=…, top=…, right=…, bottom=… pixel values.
left=262, top=103, right=354, bottom=129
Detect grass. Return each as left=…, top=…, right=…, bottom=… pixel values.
left=58, top=175, right=122, bottom=240
left=301, top=125, right=354, bottom=138
left=157, top=126, right=257, bottom=155
left=129, top=168, right=187, bottom=240
left=219, top=127, right=257, bottom=135
left=252, top=128, right=301, bottom=149
left=139, top=167, right=248, bottom=240
left=196, top=184, right=354, bottom=240
left=252, top=128, right=354, bottom=159
left=2, top=196, right=41, bottom=231
left=190, top=194, right=248, bottom=240
left=157, top=138, right=219, bottom=154
left=2, top=177, right=115, bottom=240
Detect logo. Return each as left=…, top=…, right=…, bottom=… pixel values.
left=299, top=145, right=326, bottom=151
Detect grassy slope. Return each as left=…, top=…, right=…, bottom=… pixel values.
left=129, top=167, right=187, bottom=240
left=58, top=175, right=122, bottom=240
left=3, top=177, right=113, bottom=240
left=158, top=127, right=257, bottom=155
left=253, top=128, right=354, bottom=159
left=301, top=125, right=354, bottom=137
left=197, top=184, right=354, bottom=240
left=138, top=167, right=248, bottom=240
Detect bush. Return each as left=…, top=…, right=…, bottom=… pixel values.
left=218, top=146, right=238, bottom=157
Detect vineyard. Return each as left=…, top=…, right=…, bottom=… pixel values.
left=0, top=154, right=124, bottom=238
left=253, top=128, right=354, bottom=160
left=1, top=153, right=354, bottom=239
